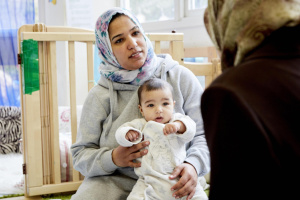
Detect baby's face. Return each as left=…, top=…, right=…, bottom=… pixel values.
left=138, top=88, right=175, bottom=124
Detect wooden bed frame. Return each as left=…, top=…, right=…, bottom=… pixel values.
left=17, top=23, right=220, bottom=198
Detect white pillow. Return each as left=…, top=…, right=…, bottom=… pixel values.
left=58, top=105, right=83, bottom=133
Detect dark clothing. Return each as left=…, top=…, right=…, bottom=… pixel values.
left=201, top=25, right=300, bottom=199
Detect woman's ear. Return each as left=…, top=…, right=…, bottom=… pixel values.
left=138, top=105, right=144, bottom=116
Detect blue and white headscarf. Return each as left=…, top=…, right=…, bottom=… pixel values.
left=95, top=7, right=158, bottom=85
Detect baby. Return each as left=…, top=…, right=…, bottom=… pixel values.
left=115, top=78, right=207, bottom=200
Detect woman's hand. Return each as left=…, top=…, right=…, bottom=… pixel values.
left=112, top=140, right=149, bottom=168
left=169, top=162, right=198, bottom=200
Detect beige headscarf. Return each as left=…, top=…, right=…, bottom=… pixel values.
left=204, top=0, right=300, bottom=71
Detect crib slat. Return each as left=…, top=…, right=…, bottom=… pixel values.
left=23, top=92, right=44, bottom=188
left=45, top=42, right=53, bottom=185
left=170, top=40, right=184, bottom=65
left=48, top=41, right=62, bottom=184
left=184, top=46, right=218, bottom=62
left=183, top=62, right=213, bottom=76
left=147, top=33, right=183, bottom=41
left=39, top=40, right=52, bottom=185
left=87, top=41, right=94, bottom=91
left=183, top=62, right=215, bottom=88
left=155, top=41, right=161, bottom=54
left=212, top=58, right=221, bottom=80
left=22, top=32, right=95, bottom=42
left=19, top=26, right=44, bottom=190
left=34, top=24, right=52, bottom=185
left=28, top=181, right=82, bottom=196
left=68, top=41, right=81, bottom=182
left=68, top=41, right=77, bottom=138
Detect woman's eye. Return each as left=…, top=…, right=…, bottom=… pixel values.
left=133, top=31, right=140, bottom=36
left=115, top=38, right=123, bottom=44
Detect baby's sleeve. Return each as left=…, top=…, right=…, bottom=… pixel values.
left=171, top=113, right=196, bottom=142
left=115, top=119, right=144, bottom=147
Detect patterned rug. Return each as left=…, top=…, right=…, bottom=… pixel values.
left=0, top=106, right=22, bottom=154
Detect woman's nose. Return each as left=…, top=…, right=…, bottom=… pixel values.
left=127, top=36, right=137, bottom=49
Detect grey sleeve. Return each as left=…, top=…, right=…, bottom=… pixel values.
left=70, top=88, right=117, bottom=177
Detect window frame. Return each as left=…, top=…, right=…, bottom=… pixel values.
left=184, top=0, right=207, bottom=17
left=117, top=0, right=207, bottom=32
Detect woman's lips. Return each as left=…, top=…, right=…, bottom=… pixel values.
left=129, top=51, right=141, bottom=58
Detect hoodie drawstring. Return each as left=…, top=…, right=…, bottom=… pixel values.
left=161, top=62, right=167, bottom=81
left=102, top=79, right=116, bottom=137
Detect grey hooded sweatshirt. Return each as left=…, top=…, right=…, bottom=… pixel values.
left=70, top=54, right=210, bottom=200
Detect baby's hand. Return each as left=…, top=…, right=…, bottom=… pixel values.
left=125, top=130, right=140, bottom=142
left=163, top=123, right=180, bottom=135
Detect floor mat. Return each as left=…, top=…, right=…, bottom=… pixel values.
left=0, top=153, right=24, bottom=196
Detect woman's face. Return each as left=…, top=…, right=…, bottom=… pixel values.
left=108, top=15, right=148, bottom=70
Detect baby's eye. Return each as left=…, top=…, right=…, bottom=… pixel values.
left=163, top=102, right=169, bottom=106
left=147, top=104, right=154, bottom=107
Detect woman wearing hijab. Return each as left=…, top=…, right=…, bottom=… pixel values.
left=201, top=1, right=300, bottom=199
left=70, top=7, right=210, bottom=200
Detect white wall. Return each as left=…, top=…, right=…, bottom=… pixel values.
left=38, top=0, right=65, bottom=26
left=141, top=9, right=213, bottom=48
left=144, top=22, right=213, bottom=48
left=39, top=0, right=116, bottom=27
left=93, top=1, right=117, bottom=23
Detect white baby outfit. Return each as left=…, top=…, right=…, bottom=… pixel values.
left=115, top=113, right=208, bottom=200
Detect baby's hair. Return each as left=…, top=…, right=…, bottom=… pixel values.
left=138, top=78, right=174, bottom=105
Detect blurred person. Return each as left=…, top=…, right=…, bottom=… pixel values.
left=201, top=0, right=300, bottom=199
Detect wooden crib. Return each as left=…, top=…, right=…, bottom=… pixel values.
left=17, top=24, right=220, bottom=198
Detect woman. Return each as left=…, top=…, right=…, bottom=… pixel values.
left=71, top=7, right=210, bottom=200
left=202, top=1, right=300, bottom=199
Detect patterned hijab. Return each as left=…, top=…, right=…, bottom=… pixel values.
left=95, top=7, right=158, bottom=85
left=204, top=0, right=300, bottom=71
